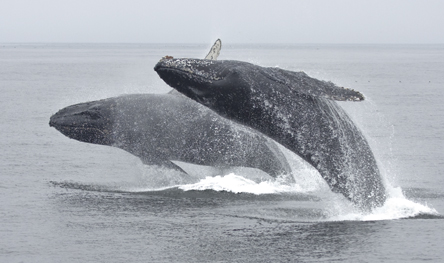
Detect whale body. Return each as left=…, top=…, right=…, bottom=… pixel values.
left=154, top=58, right=386, bottom=210
left=49, top=93, right=291, bottom=177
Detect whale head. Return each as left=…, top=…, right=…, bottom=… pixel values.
left=49, top=99, right=115, bottom=145
left=154, top=58, right=258, bottom=120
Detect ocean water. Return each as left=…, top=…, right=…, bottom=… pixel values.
left=0, top=43, right=443, bottom=262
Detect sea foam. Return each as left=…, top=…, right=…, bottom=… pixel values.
left=178, top=173, right=306, bottom=194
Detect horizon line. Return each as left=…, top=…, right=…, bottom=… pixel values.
left=1, top=42, right=443, bottom=45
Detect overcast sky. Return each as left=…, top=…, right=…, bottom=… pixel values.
left=1, top=0, right=443, bottom=44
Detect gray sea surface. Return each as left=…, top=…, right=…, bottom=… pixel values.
left=1, top=43, right=443, bottom=262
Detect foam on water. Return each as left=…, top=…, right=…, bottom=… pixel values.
left=178, top=173, right=307, bottom=194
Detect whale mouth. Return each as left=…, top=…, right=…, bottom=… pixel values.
left=49, top=112, right=113, bottom=145
left=49, top=113, right=105, bottom=131
left=49, top=122, right=112, bottom=145
left=49, top=122, right=106, bottom=135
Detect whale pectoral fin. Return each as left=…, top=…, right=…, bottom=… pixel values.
left=265, top=67, right=365, bottom=101
left=263, top=139, right=293, bottom=177
left=204, top=39, right=222, bottom=60
left=167, top=89, right=182, bottom=95
left=140, top=158, right=189, bottom=174
left=163, top=161, right=189, bottom=174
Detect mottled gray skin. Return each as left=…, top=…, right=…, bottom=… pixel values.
left=49, top=93, right=291, bottom=177
left=154, top=58, right=386, bottom=211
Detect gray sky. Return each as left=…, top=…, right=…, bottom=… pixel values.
left=1, top=0, right=443, bottom=44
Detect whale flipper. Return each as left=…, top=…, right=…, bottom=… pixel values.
left=167, top=89, right=182, bottom=95
left=263, top=139, right=292, bottom=176
left=139, top=157, right=189, bottom=174
left=261, top=67, right=364, bottom=101
left=204, top=39, right=222, bottom=60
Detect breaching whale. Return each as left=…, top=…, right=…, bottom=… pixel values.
left=154, top=58, right=387, bottom=210
left=49, top=93, right=291, bottom=177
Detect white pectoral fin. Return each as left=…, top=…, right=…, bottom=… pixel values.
left=204, top=39, right=222, bottom=60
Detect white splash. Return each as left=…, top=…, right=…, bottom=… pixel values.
left=328, top=185, right=439, bottom=221
left=178, top=173, right=307, bottom=195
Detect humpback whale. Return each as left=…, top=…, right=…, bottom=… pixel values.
left=49, top=93, right=291, bottom=177
left=154, top=58, right=386, bottom=210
